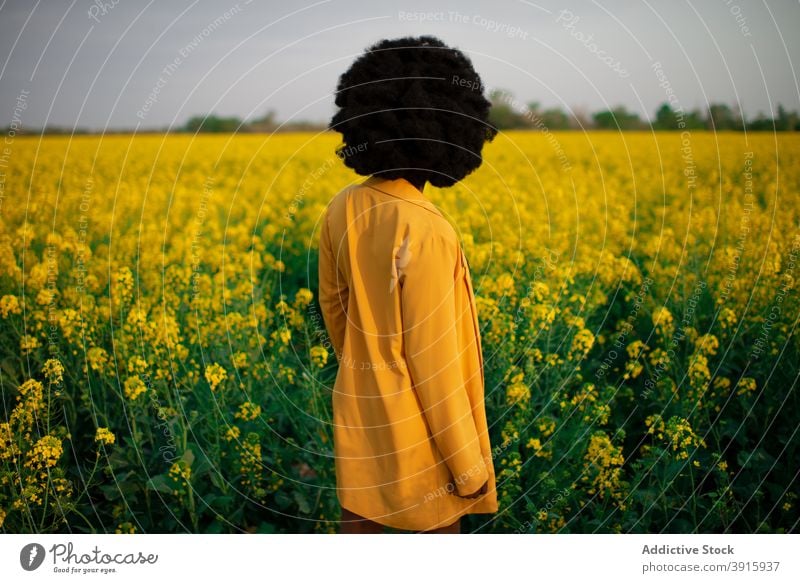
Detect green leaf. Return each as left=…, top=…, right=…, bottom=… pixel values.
left=293, top=491, right=311, bottom=514
left=181, top=448, right=195, bottom=467
left=146, top=474, right=172, bottom=494
left=210, top=471, right=226, bottom=489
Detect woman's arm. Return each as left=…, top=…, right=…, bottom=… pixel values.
left=399, top=228, right=488, bottom=498
left=318, top=211, right=349, bottom=363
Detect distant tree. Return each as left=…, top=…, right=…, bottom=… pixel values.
left=683, top=109, right=706, bottom=130
left=746, top=112, right=774, bottom=131
left=705, top=103, right=743, bottom=131
left=775, top=103, right=799, bottom=131
left=569, top=105, right=593, bottom=129
left=184, top=114, right=242, bottom=133
left=526, top=101, right=542, bottom=115
left=654, top=103, right=678, bottom=130
left=592, top=106, right=644, bottom=130
left=538, top=107, right=571, bottom=130
left=175, top=100, right=800, bottom=135
left=488, top=89, right=530, bottom=129
left=652, top=102, right=705, bottom=130
left=246, top=109, right=278, bottom=132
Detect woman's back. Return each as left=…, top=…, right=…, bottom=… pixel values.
left=319, top=175, right=498, bottom=532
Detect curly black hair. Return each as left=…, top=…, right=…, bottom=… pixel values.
left=329, top=35, right=497, bottom=188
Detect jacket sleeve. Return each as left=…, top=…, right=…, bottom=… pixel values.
left=318, top=210, right=349, bottom=363
left=399, top=228, right=488, bottom=497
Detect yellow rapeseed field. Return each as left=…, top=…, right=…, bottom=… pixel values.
left=0, top=130, right=798, bottom=533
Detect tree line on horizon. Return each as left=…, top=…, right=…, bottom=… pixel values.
left=177, top=96, right=799, bottom=133
left=180, top=91, right=798, bottom=133
left=486, top=89, right=798, bottom=132
left=11, top=91, right=799, bottom=134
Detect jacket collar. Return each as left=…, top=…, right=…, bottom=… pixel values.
left=360, top=175, right=444, bottom=218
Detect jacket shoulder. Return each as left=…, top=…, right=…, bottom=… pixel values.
left=324, top=183, right=355, bottom=215
left=327, top=181, right=458, bottom=244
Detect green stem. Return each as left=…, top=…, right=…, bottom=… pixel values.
left=69, top=506, right=98, bottom=533
left=69, top=452, right=102, bottom=507
left=188, top=485, right=198, bottom=531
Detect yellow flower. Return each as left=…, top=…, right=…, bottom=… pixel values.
left=506, top=369, right=524, bottom=384
left=236, top=433, right=263, bottom=490
left=115, top=521, right=137, bottom=534
left=204, top=363, right=228, bottom=391
left=500, top=420, right=519, bottom=448
left=127, top=356, right=148, bottom=374
left=95, top=427, right=116, bottom=446
left=87, top=346, right=110, bottom=375
left=113, top=266, right=135, bottom=304
left=1, top=129, right=795, bottom=531
left=289, top=310, right=305, bottom=328
left=712, top=377, right=731, bottom=391
left=694, top=334, right=719, bottom=356
left=526, top=437, right=541, bottom=451
left=232, top=351, right=248, bottom=369
left=583, top=431, right=626, bottom=505
left=736, top=377, right=757, bottom=396
left=234, top=401, right=261, bottom=422
left=43, top=358, right=65, bottom=385
left=623, top=360, right=643, bottom=381
left=495, top=273, right=516, bottom=294
left=168, top=460, right=192, bottom=496
left=506, top=381, right=530, bottom=407
left=224, top=425, right=241, bottom=441
left=648, top=348, right=669, bottom=368
left=688, top=354, right=711, bottom=393
left=310, top=345, right=329, bottom=368
left=169, top=460, right=192, bottom=481
left=294, top=288, right=314, bottom=308
left=25, top=434, right=63, bottom=471
left=545, top=353, right=562, bottom=367
left=566, top=383, right=611, bottom=425
left=719, top=307, right=737, bottom=329
left=626, top=340, right=648, bottom=359
left=652, top=306, right=674, bottom=337
left=36, top=288, right=55, bottom=306
left=528, top=281, right=550, bottom=302
left=568, top=328, right=595, bottom=360
left=0, top=294, right=22, bottom=317
left=17, top=378, right=45, bottom=403
left=649, top=416, right=706, bottom=460
left=537, top=418, right=556, bottom=437
left=530, top=303, right=557, bottom=331
left=278, top=363, right=296, bottom=384
left=20, top=334, right=40, bottom=355
left=684, top=326, right=699, bottom=345
left=123, top=376, right=147, bottom=401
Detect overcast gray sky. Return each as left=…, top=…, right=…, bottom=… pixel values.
left=1, top=0, right=798, bottom=131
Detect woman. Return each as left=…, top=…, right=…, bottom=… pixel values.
left=318, top=35, right=498, bottom=534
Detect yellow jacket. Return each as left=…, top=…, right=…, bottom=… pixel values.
left=318, top=175, right=498, bottom=531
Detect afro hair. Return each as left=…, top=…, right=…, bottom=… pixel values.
left=329, top=35, right=497, bottom=188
